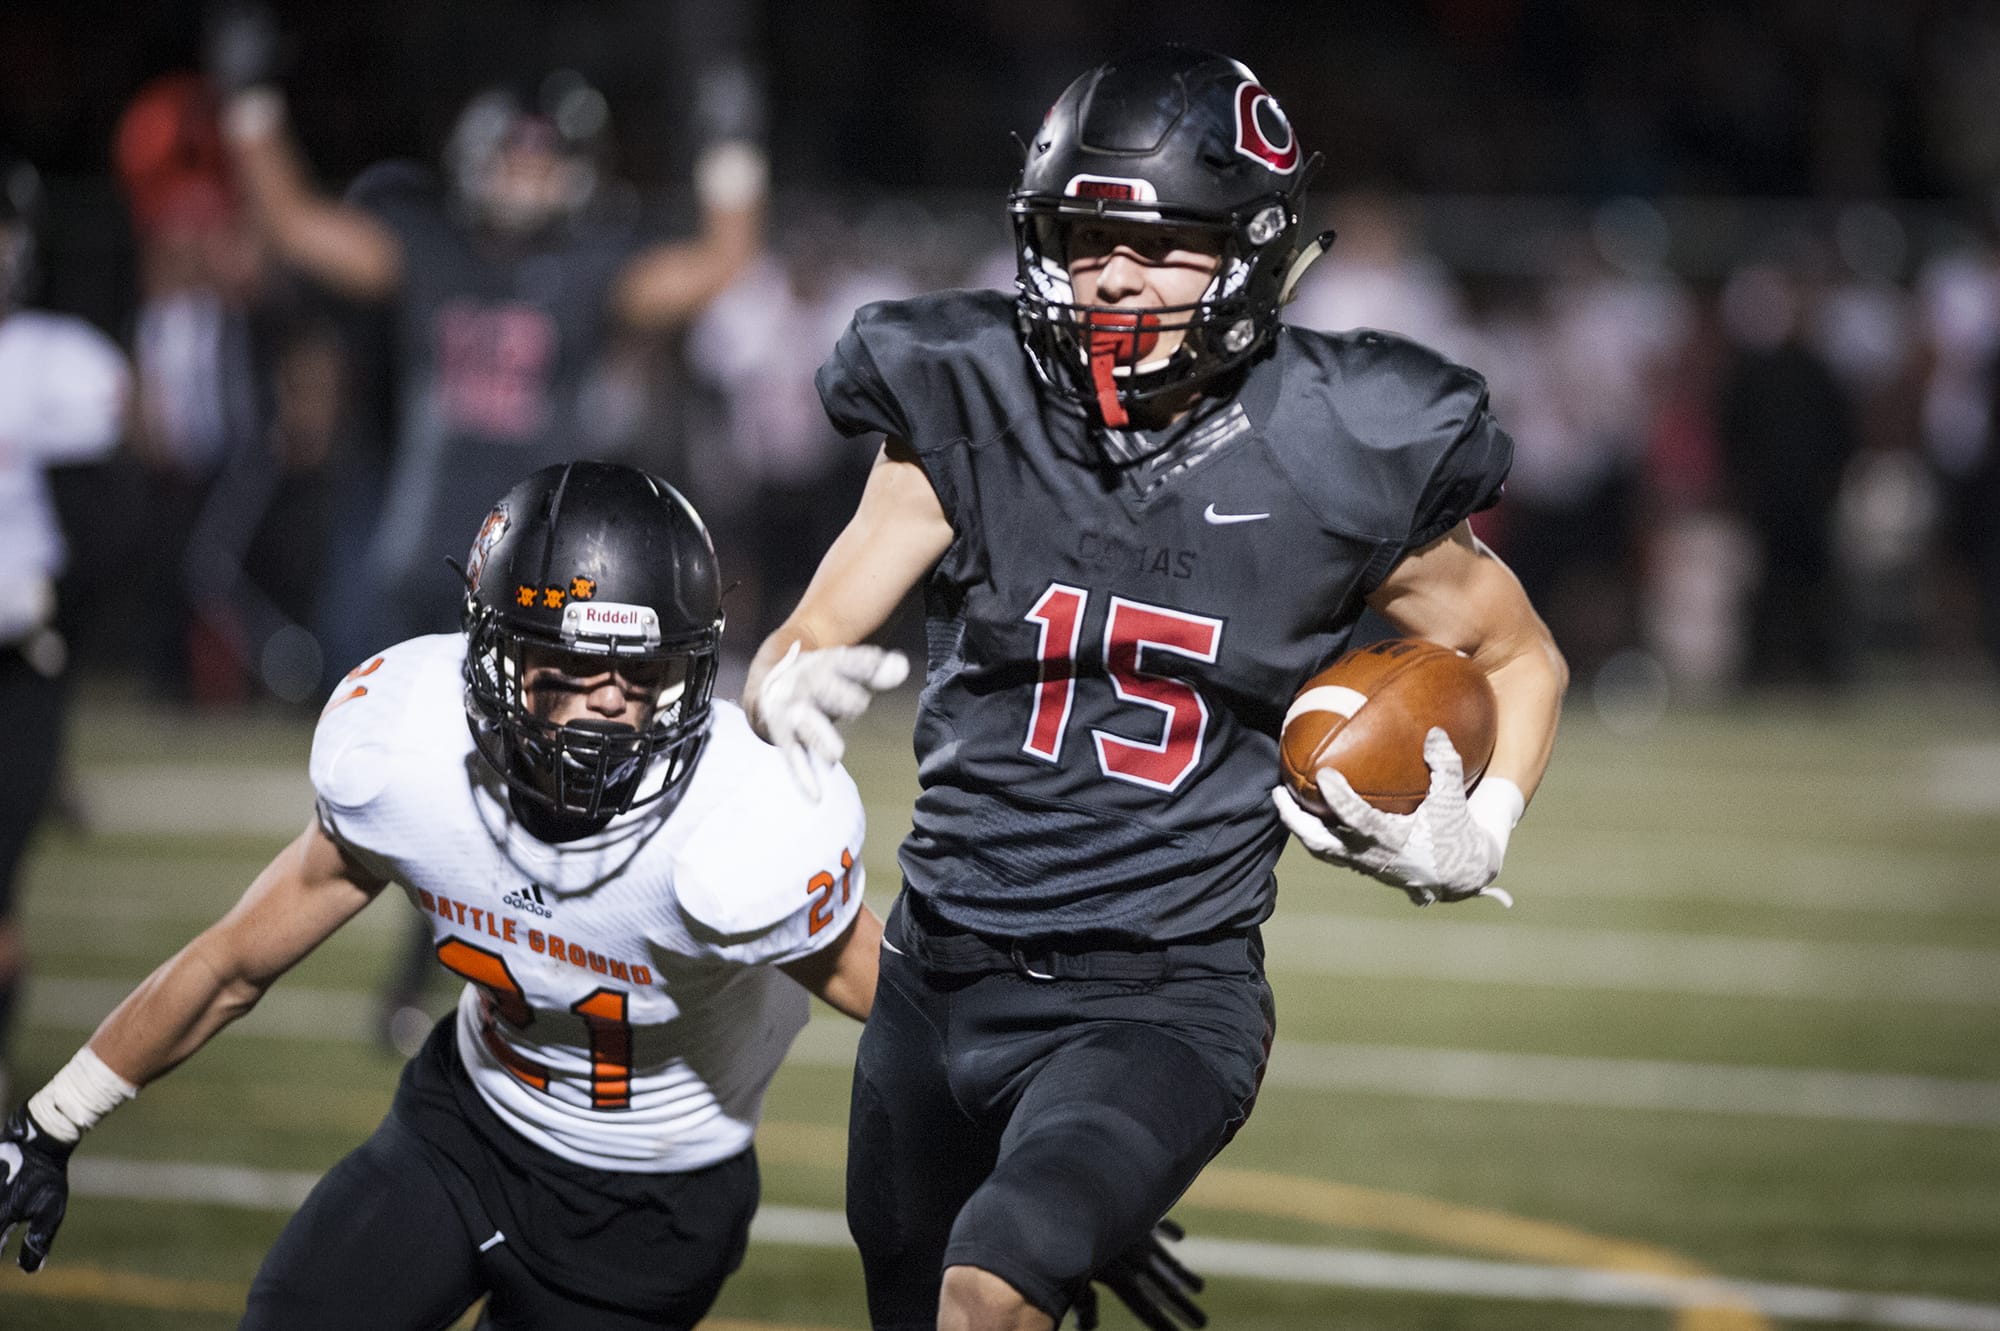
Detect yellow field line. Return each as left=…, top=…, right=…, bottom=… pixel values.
left=762, top=1123, right=1772, bottom=1326
left=0, top=1265, right=843, bottom=1331
left=1186, top=1165, right=1772, bottom=1331
left=0, top=1261, right=245, bottom=1313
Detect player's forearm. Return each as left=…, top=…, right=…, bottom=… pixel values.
left=1368, top=522, right=1566, bottom=803
left=80, top=823, right=376, bottom=1091
left=83, top=933, right=274, bottom=1088
left=744, top=441, right=947, bottom=740
left=223, top=90, right=401, bottom=299
left=758, top=560, right=903, bottom=661
left=1479, top=625, right=1566, bottom=803
left=778, top=908, right=881, bottom=1021
left=814, top=907, right=881, bottom=1021
left=614, top=233, right=754, bottom=328
left=745, top=531, right=933, bottom=723
left=614, top=145, right=766, bottom=328
left=19, top=934, right=268, bottom=1149
left=222, top=95, right=321, bottom=254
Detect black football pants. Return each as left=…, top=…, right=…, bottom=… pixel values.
left=0, top=644, right=65, bottom=921
left=846, top=893, right=1273, bottom=1329
left=242, top=1018, right=756, bottom=1331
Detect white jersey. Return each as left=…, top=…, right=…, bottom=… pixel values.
left=310, top=634, right=866, bottom=1172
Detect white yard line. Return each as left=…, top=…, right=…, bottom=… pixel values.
left=1264, top=1041, right=2000, bottom=1128
left=28, top=979, right=2000, bottom=1128
left=1496, top=835, right=2000, bottom=915
left=58, top=1169, right=2000, bottom=1331
left=76, top=767, right=314, bottom=837
left=1170, top=1237, right=2000, bottom=1331
left=1930, top=744, right=2000, bottom=814
left=71, top=1157, right=320, bottom=1210
left=783, top=1021, right=2000, bottom=1128
left=1260, top=914, right=2000, bottom=1005
left=24, top=883, right=410, bottom=935
left=26, top=977, right=383, bottom=1043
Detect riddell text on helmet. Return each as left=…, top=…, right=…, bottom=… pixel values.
left=561, top=599, right=661, bottom=643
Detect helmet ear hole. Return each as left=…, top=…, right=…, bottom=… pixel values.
left=1246, top=204, right=1287, bottom=246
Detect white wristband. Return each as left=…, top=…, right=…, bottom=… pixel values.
left=695, top=141, right=768, bottom=212
left=224, top=87, right=286, bottom=145
left=26, top=1047, right=139, bottom=1145
left=1466, top=776, right=1527, bottom=862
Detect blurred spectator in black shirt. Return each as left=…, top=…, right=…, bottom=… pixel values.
left=1717, top=254, right=1859, bottom=689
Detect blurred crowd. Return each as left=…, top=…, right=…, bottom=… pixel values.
left=20, top=165, right=2000, bottom=721
left=4, top=0, right=2000, bottom=722
left=1284, top=188, right=2000, bottom=715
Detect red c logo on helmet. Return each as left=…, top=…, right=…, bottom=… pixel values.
left=1233, top=81, right=1300, bottom=174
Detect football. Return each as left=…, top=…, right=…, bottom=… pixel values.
left=1280, top=638, right=1499, bottom=815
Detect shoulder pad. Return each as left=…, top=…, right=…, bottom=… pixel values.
left=1271, top=327, right=1511, bottom=552
left=309, top=636, right=459, bottom=815
left=816, top=289, right=1017, bottom=445
left=1306, top=326, right=1491, bottom=432
left=673, top=714, right=866, bottom=940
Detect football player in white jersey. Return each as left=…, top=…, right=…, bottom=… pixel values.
left=0, top=462, right=882, bottom=1329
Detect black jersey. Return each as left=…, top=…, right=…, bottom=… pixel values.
left=349, top=163, right=638, bottom=628
left=817, top=289, right=1510, bottom=944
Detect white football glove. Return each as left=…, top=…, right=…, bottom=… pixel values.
left=1272, top=727, right=1523, bottom=908
left=756, top=642, right=909, bottom=799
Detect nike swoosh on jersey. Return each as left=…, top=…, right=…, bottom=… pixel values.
left=1203, top=503, right=1271, bottom=524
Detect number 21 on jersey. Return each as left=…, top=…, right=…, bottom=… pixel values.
left=435, top=938, right=634, bottom=1110
left=1023, top=583, right=1223, bottom=792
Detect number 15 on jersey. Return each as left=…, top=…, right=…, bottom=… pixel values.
left=1023, top=583, right=1224, bottom=793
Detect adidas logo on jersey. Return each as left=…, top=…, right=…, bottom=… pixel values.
left=502, top=883, right=554, bottom=919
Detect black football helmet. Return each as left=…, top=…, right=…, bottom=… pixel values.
left=461, top=462, right=722, bottom=827
left=445, top=70, right=609, bottom=236
left=1009, top=46, right=1330, bottom=431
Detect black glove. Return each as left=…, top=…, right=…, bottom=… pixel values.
left=1074, top=1218, right=1207, bottom=1331
left=0, top=1104, right=74, bottom=1273
left=204, top=0, right=285, bottom=99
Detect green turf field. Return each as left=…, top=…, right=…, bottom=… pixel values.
left=5, top=685, right=1999, bottom=1330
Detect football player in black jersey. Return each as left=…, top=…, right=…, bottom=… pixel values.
left=206, top=4, right=768, bottom=1050
left=208, top=8, right=766, bottom=650
left=743, top=45, right=1568, bottom=1331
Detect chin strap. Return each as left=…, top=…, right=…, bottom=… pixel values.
left=1280, top=228, right=1337, bottom=305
